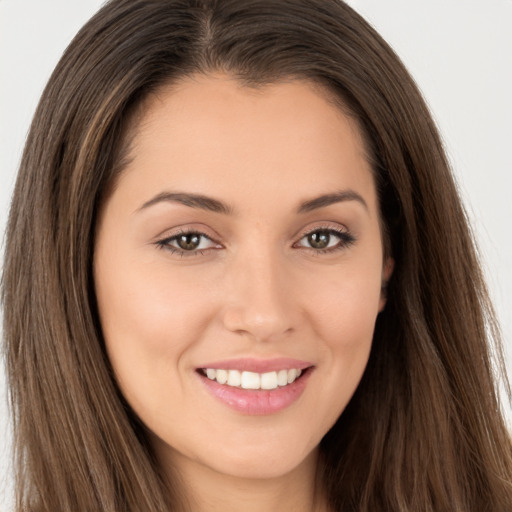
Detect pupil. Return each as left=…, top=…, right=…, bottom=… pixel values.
left=178, top=234, right=200, bottom=250
left=308, top=231, right=330, bottom=249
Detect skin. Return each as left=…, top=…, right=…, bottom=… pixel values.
left=94, top=73, right=393, bottom=512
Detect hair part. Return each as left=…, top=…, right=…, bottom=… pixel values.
left=3, top=1, right=512, bottom=510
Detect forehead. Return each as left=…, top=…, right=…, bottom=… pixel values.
left=117, top=73, right=377, bottom=216
left=135, top=73, right=365, bottom=153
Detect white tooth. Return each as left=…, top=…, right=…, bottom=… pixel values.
left=241, top=371, right=260, bottom=390
left=206, top=368, right=301, bottom=389
left=216, top=369, right=228, bottom=384
left=277, top=369, right=288, bottom=387
left=227, top=369, right=241, bottom=387
left=287, top=368, right=298, bottom=384
left=260, top=371, right=278, bottom=390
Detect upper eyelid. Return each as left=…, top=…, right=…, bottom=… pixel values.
left=159, top=222, right=349, bottom=242
left=156, top=225, right=220, bottom=243
left=160, top=230, right=219, bottom=247
left=294, top=223, right=352, bottom=242
left=299, top=223, right=349, bottom=236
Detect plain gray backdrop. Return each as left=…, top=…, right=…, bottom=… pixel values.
left=1, top=0, right=511, bottom=509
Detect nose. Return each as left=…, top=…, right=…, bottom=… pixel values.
left=221, top=249, right=298, bottom=343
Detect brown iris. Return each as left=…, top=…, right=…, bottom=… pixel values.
left=308, top=230, right=331, bottom=249
left=177, top=233, right=201, bottom=250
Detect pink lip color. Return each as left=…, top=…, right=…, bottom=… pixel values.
left=197, top=360, right=314, bottom=415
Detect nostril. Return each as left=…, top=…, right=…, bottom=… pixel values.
left=222, top=308, right=295, bottom=342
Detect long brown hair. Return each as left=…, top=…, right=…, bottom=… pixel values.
left=2, top=0, right=511, bottom=510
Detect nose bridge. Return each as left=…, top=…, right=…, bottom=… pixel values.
left=222, top=242, right=296, bottom=342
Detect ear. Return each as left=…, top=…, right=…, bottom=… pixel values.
left=378, top=257, right=394, bottom=312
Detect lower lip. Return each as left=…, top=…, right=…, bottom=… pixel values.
left=198, top=369, right=313, bottom=415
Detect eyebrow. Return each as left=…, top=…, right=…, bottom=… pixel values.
left=297, top=190, right=368, bottom=213
left=137, top=191, right=233, bottom=215
left=136, top=189, right=368, bottom=215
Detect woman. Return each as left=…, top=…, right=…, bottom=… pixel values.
left=2, top=0, right=511, bottom=510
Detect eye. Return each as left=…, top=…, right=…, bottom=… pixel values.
left=156, top=230, right=221, bottom=256
left=295, top=227, right=355, bottom=253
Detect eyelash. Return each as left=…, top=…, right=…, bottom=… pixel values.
left=296, top=226, right=356, bottom=255
left=155, top=228, right=218, bottom=257
left=155, top=225, right=356, bottom=257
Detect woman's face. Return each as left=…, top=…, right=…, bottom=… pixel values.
left=94, top=74, right=391, bottom=482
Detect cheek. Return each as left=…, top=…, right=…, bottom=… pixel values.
left=300, top=261, right=382, bottom=412
left=93, top=248, right=216, bottom=405
left=317, top=289, right=378, bottom=379
left=303, top=257, right=383, bottom=347
left=97, top=246, right=212, bottom=337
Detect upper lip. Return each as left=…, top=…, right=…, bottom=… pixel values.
left=196, top=357, right=314, bottom=373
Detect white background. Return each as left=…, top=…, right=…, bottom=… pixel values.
left=1, top=0, right=511, bottom=508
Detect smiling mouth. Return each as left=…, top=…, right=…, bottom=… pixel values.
left=197, top=367, right=310, bottom=390
left=197, top=364, right=314, bottom=415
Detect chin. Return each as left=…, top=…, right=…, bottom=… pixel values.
left=194, top=438, right=319, bottom=481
